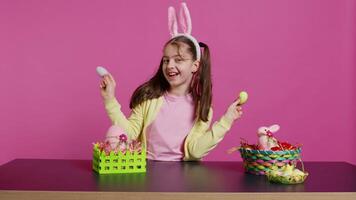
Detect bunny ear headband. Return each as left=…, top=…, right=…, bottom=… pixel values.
left=168, top=2, right=201, bottom=61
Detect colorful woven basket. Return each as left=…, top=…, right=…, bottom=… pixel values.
left=92, top=143, right=146, bottom=174
left=239, top=147, right=302, bottom=175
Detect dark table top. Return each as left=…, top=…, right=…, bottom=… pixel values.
left=0, top=159, right=355, bottom=192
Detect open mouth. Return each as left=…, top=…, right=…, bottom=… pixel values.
left=167, top=72, right=180, bottom=78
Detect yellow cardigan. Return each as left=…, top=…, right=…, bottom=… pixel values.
left=104, top=96, right=234, bottom=161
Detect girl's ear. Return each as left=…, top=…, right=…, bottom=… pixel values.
left=168, top=7, right=178, bottom=37
left=192, top=60, right=200, bottom=73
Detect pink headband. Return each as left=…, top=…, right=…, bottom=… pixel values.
left=168, top=2, right=201, bottom=61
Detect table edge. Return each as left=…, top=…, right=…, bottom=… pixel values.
left=1, top=190, right=356, bottom=200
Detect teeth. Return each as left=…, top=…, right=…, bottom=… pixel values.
left=168, top=72, right=178, bottom=76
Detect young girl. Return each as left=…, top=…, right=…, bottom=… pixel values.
left=99, top=3, right=243, bottom=161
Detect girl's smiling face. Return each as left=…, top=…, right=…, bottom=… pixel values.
left=162, top=42, right=199, bottom=95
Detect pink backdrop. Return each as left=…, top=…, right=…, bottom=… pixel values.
left=1, top=0, right=355, bottom=165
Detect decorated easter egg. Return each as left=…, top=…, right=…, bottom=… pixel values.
left=96, top=66, right=109, bottom=77
left=105, top=125, right=126, bottom=149
left=238, top=91, right=248, bottom=105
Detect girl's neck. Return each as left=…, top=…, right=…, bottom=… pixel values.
left=168, top=87, right=190, bottom=96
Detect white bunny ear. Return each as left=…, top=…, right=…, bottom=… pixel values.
left=168, top=6, right=178, bottom=37
left=179, top=2, right=192, bottom=34
left=269, top=124, right=280, bottom=133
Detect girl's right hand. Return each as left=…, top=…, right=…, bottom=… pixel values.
left=224, top=98, right=243, bottom=124
left=100, top=74, right=116, bottom=101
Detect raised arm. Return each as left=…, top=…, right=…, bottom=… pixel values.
left=185, top=99, right=243, bottom=160
left=100, top=74, right=144, bottom=140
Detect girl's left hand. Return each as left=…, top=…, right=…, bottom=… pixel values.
left=224, top=99, right=243, bottom=123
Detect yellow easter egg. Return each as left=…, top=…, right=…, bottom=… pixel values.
left=238, top=91, right=248, bottom=105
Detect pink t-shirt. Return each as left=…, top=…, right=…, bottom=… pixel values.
left=146, top=92, right=195, bottom=161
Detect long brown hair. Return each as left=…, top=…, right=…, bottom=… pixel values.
left=130, top=36, right=212, bottom=122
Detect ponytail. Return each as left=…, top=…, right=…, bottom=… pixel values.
left=191, top=42, right=212, bottom=122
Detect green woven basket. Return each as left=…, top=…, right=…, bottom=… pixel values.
left=239, top=147, right=301, bottom=175
left=92, top=144, right=146, bottom=174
